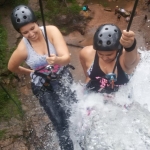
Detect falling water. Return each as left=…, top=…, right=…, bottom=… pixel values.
left=69, top=48, right=150, bottom=150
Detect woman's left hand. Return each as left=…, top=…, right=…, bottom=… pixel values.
left=120, top=30, right=135, bottom=48
left=46, top=54, right=58, bottom=65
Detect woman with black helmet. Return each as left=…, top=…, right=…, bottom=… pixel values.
left=8, top=5, right=74, bottom=150
left=80, top=24, right=140, bottom=94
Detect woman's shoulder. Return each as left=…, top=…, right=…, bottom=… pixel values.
left=45, top=25, right=62, bottom=39
left=46, top=25, right=59, bottom=31
left=17, top=39, right=26, bottom=50
left=80, top=45, right=94, bottom=57
left=10, top=39, right=27, bottom=61
left=15, top=39, right=27, bottom=55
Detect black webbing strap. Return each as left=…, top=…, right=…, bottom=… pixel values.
left=39, top=0, right=50, bottom=56
left=112, top=0, right=139, bottom=74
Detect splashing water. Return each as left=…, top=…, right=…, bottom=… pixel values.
left=69, top=49, right=150, bottom=150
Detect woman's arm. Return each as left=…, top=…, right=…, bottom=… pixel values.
left=8, top=40, right=33, bottom=75
left=46, top=25, right=70, bottom=66
left=79, top=46, right=95, bottom=83
left=120, top=30, right=140, bottom=74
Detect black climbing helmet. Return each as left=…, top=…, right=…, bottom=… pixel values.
left=93, top=24, right=122, bottom=51
left=11, top=5, right=37, bottom=32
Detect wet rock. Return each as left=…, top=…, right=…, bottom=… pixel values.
left=55, top=15, right=71, bottom=25
left=11, top=78, right=19, bottom=88
left=15, top=33, right=22, bottom=39
left=0, top=138, right=13, bottom=147
left=104, top=7, right=112, bottom=11
left=13, top=141, right=27, bottom=150
left=59, top=15, right=68, bottom=24
left=76, top=0, right=84, bottom=5
left=0, top=122, right=8, bottom=129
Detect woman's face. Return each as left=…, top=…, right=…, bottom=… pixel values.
left=97, top=50, right=118, bottom=63
left=20, top=22, right=40, bottom=41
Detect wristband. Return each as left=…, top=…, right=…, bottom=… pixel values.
left=125, top=39, right=136, bottom=52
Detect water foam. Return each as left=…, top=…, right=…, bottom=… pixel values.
left=69, top=49, right=150, bottom=150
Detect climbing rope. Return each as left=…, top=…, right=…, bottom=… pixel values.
left=108, top=0, right=139, bottom=88
left=39, top=0, right=50, bottom=56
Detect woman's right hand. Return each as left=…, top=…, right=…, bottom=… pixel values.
left=46, top=54, right=58, bottom=65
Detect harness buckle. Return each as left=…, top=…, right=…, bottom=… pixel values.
left=105, top=73, right=117, bottom=89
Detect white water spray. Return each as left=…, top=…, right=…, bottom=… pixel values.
left=69, top=49, right=150, bottom=150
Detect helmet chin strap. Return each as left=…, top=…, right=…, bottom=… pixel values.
left=39, top=0, right=50, bottom=57
left=105, top=0, right=139, bottom=89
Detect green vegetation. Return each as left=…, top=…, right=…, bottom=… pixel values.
left=0, top=0, right=28, bottom=7
left=0, top=16, right=14, bottom=76
left=99, top=0, right=109, bottom=7
left=0, top=129, right=6, bottom=140
left=10, top=0, right=28, bottom=6
left=0, top=24, right=7, bottom=73
left=36, top=0, right=81, bottom=21
left=0, top=16, right=23, bottom=122
left=0, top=84, right=23, bottom=121
left=84, top=0, right=109, bottom=7
left=35, top=0, right=82, bottom=33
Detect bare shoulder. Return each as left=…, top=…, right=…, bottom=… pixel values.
left=46, top=25, right=60, bottom=33
left=80, top=45, right=95, bottom=60
left=46, top=25, right=63, bottom=43
left=14, top=39, right=28, bottom=60
left=79, top=45, right=95, bottom=79
left=79, top=45, right=95, bottom=70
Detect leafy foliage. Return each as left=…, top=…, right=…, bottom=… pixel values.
left=0, top=0, right=28, bottom=7
left=0, top=85, right=22, bottom=121
left=45, top=0, right=81, bottom=21
left=0, top=24, right=7, bottom=73
left=0, top=16, right=22, bottom=121
left=84, top=0, right=109, bottom=7
left=0, top=129, right=6, bottom=140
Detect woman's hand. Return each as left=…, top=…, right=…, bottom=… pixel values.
left=46, top=54, right=58, bottom=65
left=120, top=30, right=135, bottom=48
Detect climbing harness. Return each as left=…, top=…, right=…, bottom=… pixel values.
left=33, top=64, right=75, bottom=98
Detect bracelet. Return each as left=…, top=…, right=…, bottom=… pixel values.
left=125, top=39, right=136, bottom=52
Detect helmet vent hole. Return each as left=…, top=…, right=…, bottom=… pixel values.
left=107, top=40, right=111, bottom=45
left=100, top=34, right=102, bottom=37
left=23, top=16, right=27, bottom=19
left=15, top=14, right=17, bottom=17
left=105, top=28, right=108, bottom=30
left=16, top=18, right=20, bottom=23
left=22, top=11, right=24, bottom=13
left=114, top=29, right=117, bottom=32
left=98, top=40, right=102, bottom=45
left=108, top=34, right=111, bottom=37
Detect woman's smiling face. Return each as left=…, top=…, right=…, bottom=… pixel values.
left=20, top=22, right=40, bottom=41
